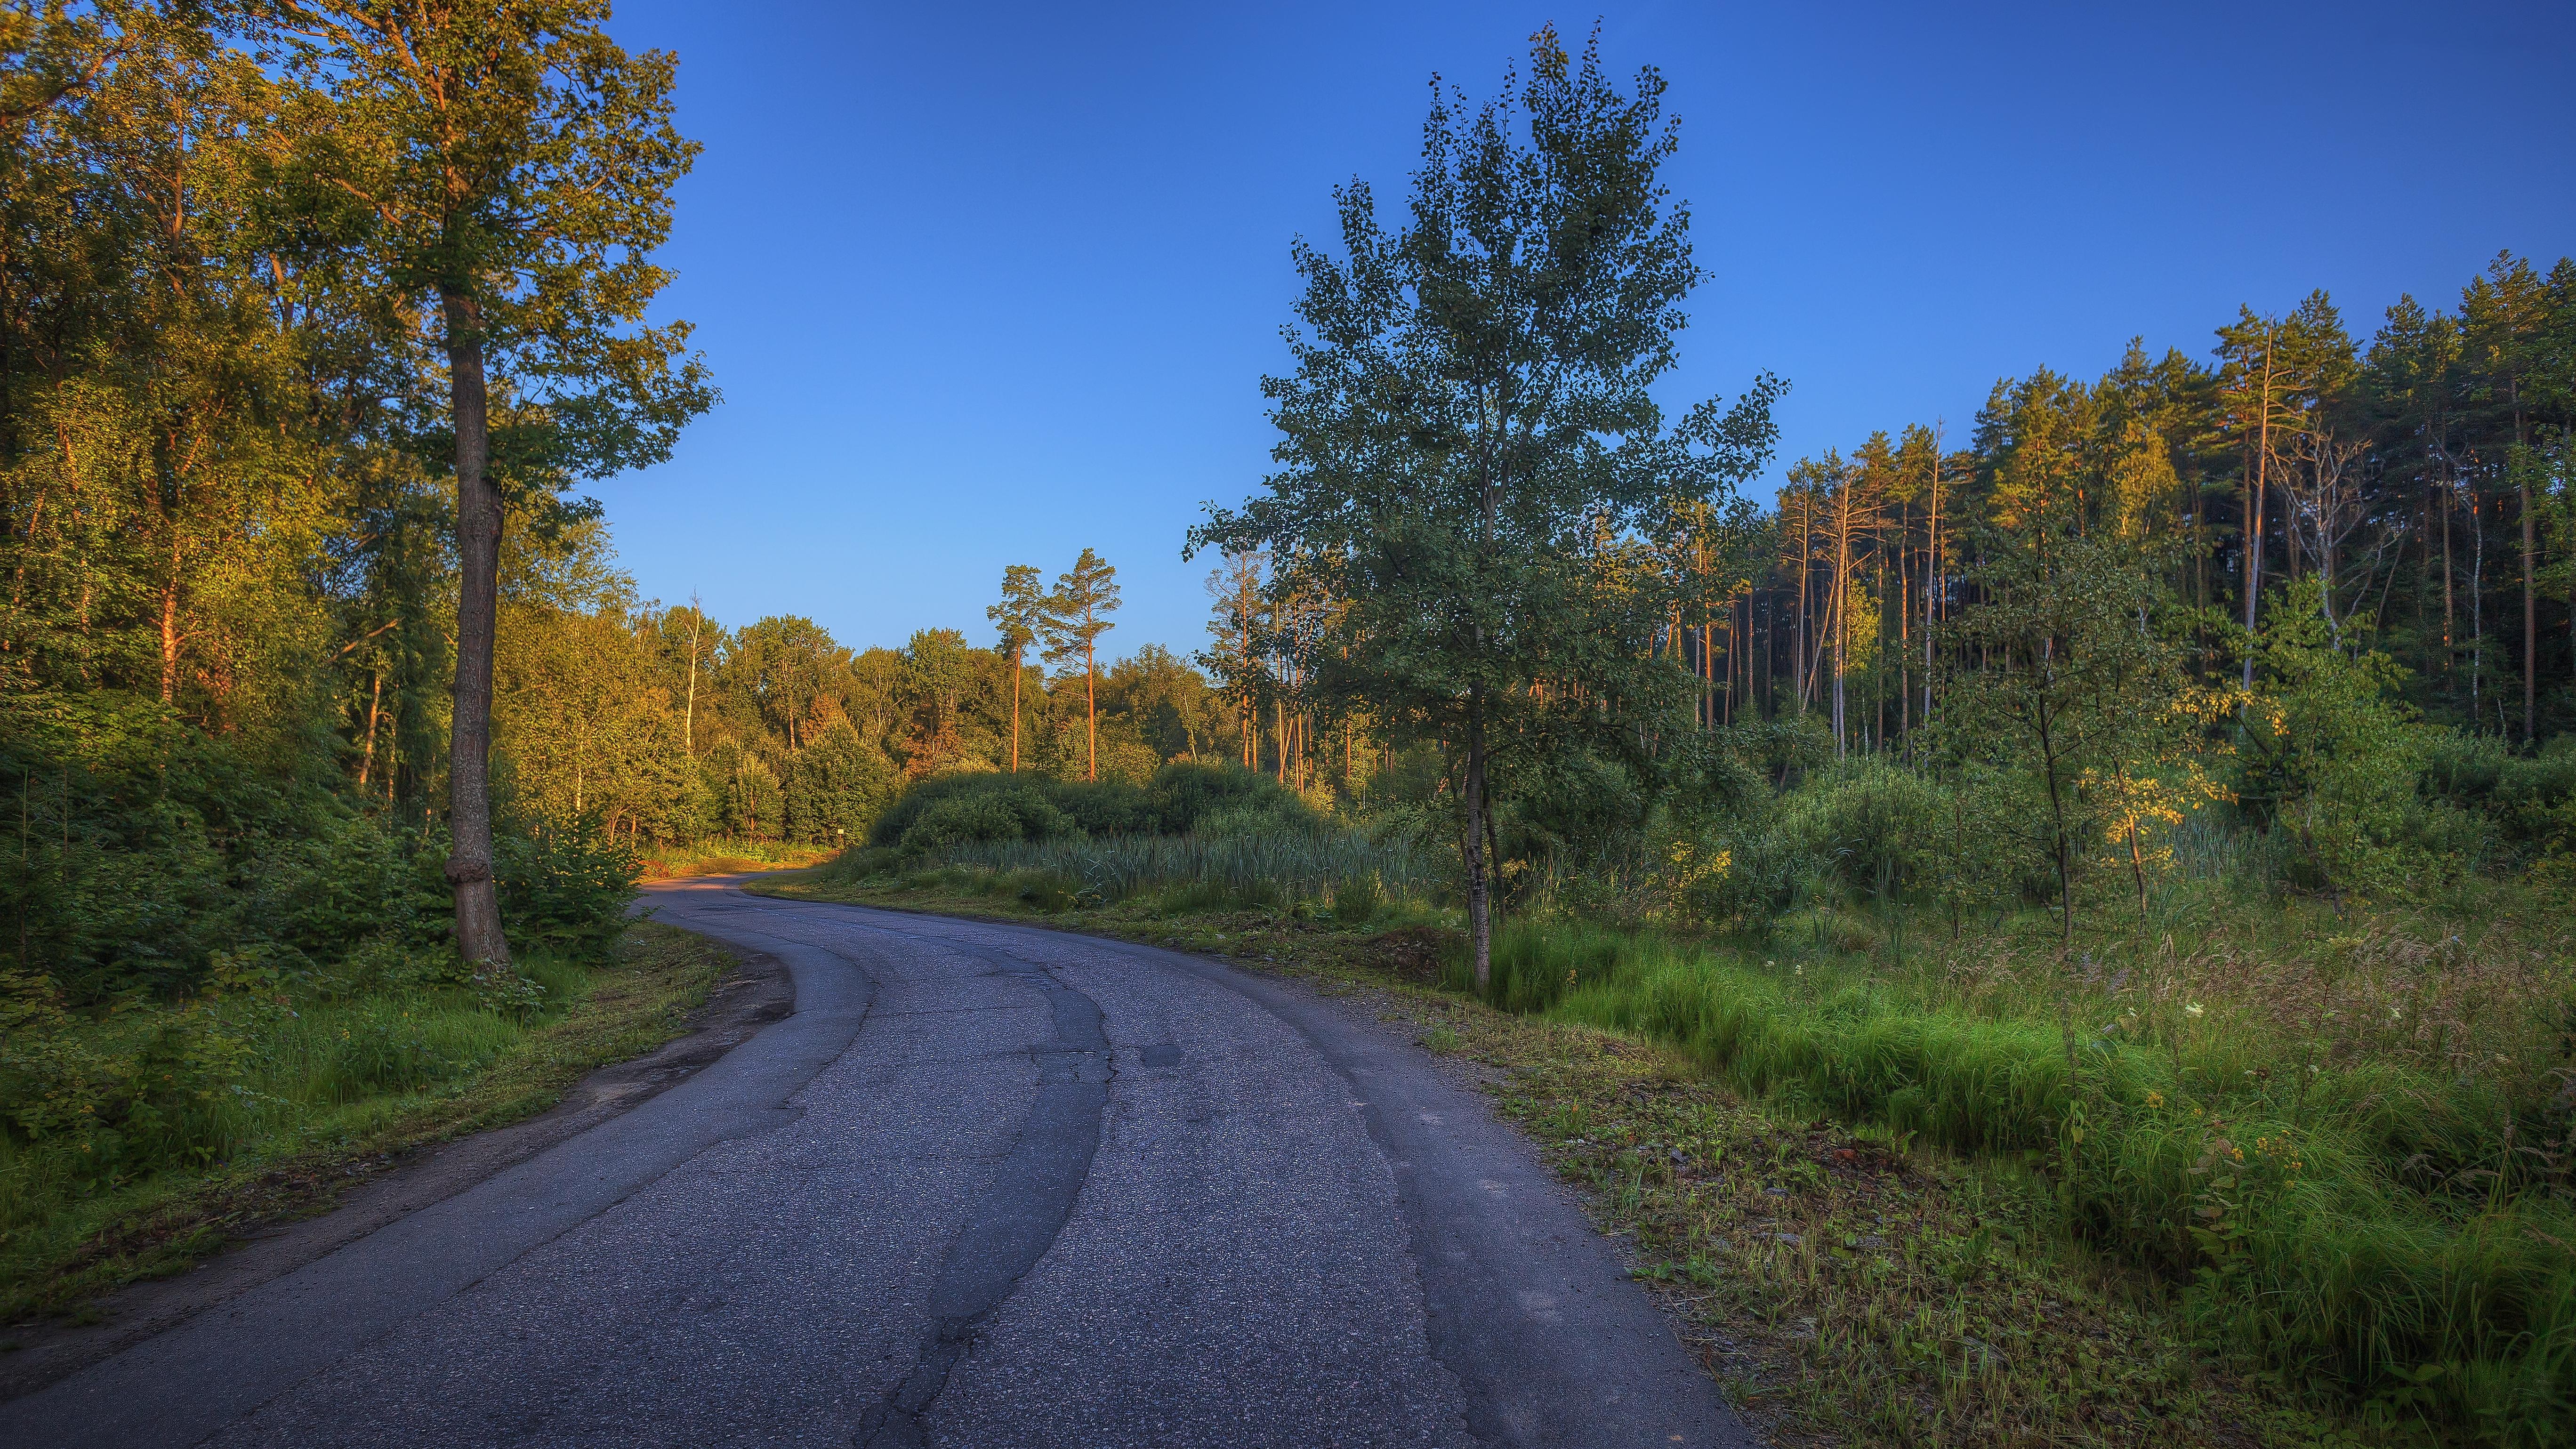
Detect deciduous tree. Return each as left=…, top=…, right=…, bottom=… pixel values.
left=1191, top=28, right=1779, bottom=990
left=264, top=0, right=713, bottom=967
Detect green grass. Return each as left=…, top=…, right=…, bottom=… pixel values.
left=0, top=923, right=736, bottom=1320
left=640, top=836, right=837, bottom=880
left=1473, top=909, right=2576, bottom=1441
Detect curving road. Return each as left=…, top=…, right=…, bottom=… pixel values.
left=2, top=879, right=1751, bottom=1448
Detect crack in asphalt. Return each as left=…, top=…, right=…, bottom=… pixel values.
left=854, top=949, right=1114, bottom=1449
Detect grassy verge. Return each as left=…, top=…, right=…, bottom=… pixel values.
left=0, top=922, right=735, bottom=1326
left=639, top=838, right=836, bottom=880
left=761, top=867, right=2376, bottom=1447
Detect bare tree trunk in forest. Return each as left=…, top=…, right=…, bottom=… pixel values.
left=684, top=598, right=701, bottom=757
left=1925, top=435, right=1940, bottom=725
left=2441, top=478, right=2455, bottom=676
left=2471, top=491, right=2486, bottom=717
left=1898, top=497, right=1910, bottom=744
left=2242, top=333, right=2279, bottom=690
left=358, top=668, right=383, bottom=789
left=159, top=568, right=180, bottom=704
left=1795, top=499, right=1811, bottom=715
left=441, top=286, right=510, bottom=970
left=1463, top=697, right=1491, bottom=995
left=1008, top=647, right=1022, bottom=771
left=1083, top=642, right=1097, bottom=781
left=2521, top=464, right=2537, bottom=744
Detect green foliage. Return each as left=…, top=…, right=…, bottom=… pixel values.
left=491, top=819, right=638, bottom=957
left=865, top=761, right=1313, bottom=852
left=779, top=722, right=898, bottom=844
left=1452, top=913, right=2576, bottom=1440
left=897, top=788, right=1075, bottom=853
left=901, top=829, right=1434, bottom=914
left=2241, top=580, right=2483, bottom=898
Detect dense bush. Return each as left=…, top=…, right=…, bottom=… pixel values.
left=778, top=722, right=900, bottom=845
left=865, top=762, right=1313, bottom=851
left=2424, top=733, right=2576, bottom=872
left=897, top=788, right=1075, bottom=853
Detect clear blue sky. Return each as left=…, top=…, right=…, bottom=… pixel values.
left=598, top=0, right=2576, bottom=662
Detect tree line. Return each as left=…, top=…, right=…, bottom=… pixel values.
left=1731, top=267, right=2575, bottom=759
left=1193, top=29, right=2576, bottom=986
left=496, top=540, right=1257, bottom=851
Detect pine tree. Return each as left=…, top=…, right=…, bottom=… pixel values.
left=1041, top=548, right=1119, bottom=781
left=986, top=564, right=1045, bottom=771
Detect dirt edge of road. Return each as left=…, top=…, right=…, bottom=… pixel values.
left=0, top=932, right=793, bottom=1404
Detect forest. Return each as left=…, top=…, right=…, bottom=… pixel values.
left=4, top=6, right=2575, bottom=1442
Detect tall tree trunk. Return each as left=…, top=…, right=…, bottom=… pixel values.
left=684, top=604, right=700, bottom=757
left=1463, top=696, right=1490, bottom=995
left=2241, top=336, right=2277, bottom=690
left=358, top=668, right=383, bottom=789
left=2521, top=470, right=2537, bottom=743
left=2441, top=479, right=2455, bottom=676
left=441, top=286, right=510, bottom=970
left=1925, top=438, right=1940, bottom=726
left=1084, top=645, right=1097, bottom=781
left=1795, top=501, right=1811, bottom=714
left=1008, top=647, right=1022, bottom=771
left=159, top=567, right=180, bottom=705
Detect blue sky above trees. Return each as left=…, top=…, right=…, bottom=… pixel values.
left=599, top=0, right=2576, bottom=657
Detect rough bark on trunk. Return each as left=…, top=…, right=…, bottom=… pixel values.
left=442, top=285, right=510, bottom=970
left=2521, top=472, right=2536, bottom=743
left=1463, top=701, right=1491, bottom=996
left=159, top=571, right=179, bottom=705
left=357, top=668, right=383, bottom=789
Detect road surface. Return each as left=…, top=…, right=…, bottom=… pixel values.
left=2, top=878, right=1750, bottom=1448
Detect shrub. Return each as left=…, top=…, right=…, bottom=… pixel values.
left=896, top=788, right=1073, bottom=853
left=864, top=762, right=1311, bottom=853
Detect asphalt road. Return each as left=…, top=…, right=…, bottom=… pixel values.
left=2, top=879, right=1752, bottom=1449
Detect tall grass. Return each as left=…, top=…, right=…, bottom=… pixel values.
left=1459, top=913, right=2576, bottom=1439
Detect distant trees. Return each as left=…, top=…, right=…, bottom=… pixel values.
left=1198, top=551, right=1269, bottom=771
